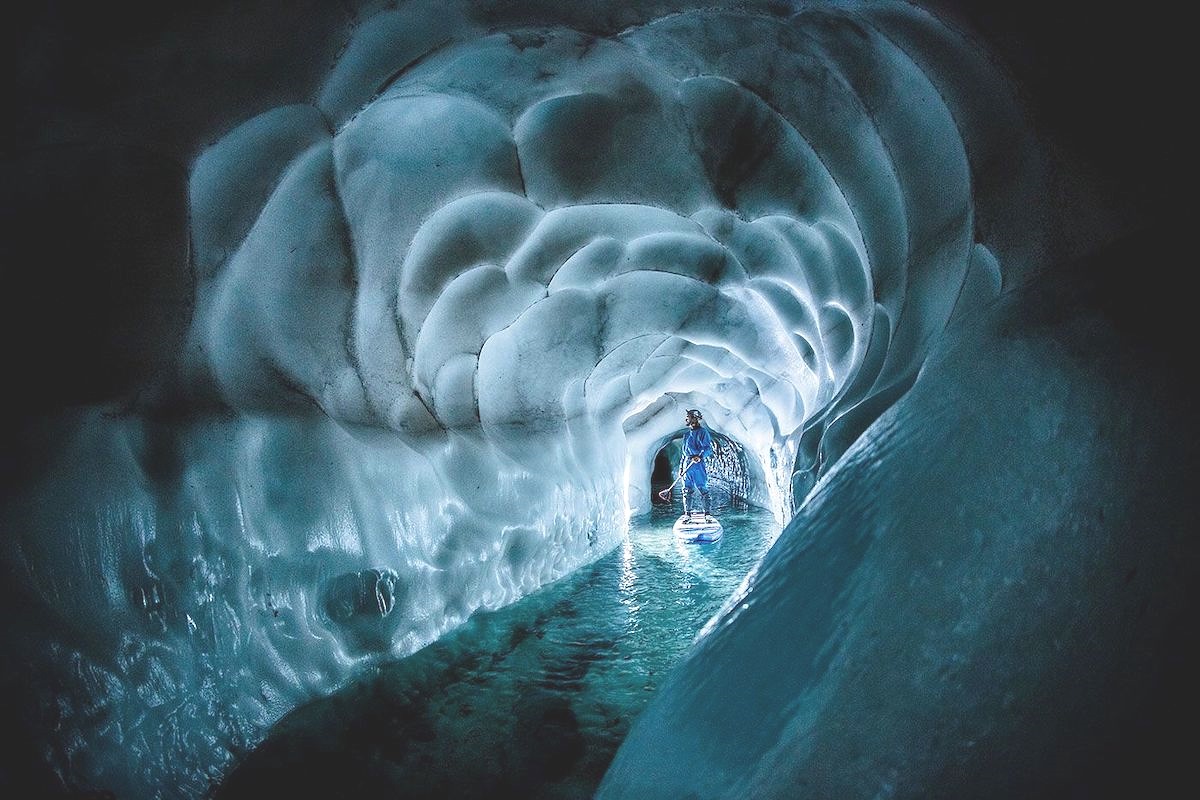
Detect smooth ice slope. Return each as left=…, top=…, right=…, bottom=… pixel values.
left=598, top=247, right=1196, bottom=799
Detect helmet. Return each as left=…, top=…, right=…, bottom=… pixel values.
left=685, top=408, right=703, bottom=422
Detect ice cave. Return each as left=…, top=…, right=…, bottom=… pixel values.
left=2, top=1, right=1194, bottom=798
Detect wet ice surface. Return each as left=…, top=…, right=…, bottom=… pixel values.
left=216, top=501, right=778, bottom=800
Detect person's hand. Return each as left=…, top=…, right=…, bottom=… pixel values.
left=691, top=455, right=701, bottom=463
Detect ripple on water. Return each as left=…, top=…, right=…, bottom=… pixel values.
left=216, top=502, right=779, bottom=800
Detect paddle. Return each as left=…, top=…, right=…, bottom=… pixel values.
left=657, top=458, right=697, bottom=500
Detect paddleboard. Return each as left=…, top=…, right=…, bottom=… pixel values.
left=673, top=513, right=723, bottom=543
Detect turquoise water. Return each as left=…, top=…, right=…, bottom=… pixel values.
left=217, top=500, right=779, bottom=799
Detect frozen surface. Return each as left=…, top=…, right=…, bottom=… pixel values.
left=4, top=1, right=1127, bottom=796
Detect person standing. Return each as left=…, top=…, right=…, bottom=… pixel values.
left=681, top=408, right=713, bottom=518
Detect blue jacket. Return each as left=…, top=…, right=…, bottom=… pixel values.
left=682, top=426, right=713, bottom=462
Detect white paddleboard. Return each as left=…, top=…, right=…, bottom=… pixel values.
left=673, top=513, right=723, bottom=543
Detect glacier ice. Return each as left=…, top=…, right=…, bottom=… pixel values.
left=598, top=242, right=1197, bottom=799
left=2, top=0, right=1192, bottom=797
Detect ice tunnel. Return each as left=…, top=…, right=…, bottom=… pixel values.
left=2, top=0, right=1195, bottom=797
left=648, top=429, right=764, bottom=512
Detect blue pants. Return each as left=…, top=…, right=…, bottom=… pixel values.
left=682, top=462, right=710, bottom=514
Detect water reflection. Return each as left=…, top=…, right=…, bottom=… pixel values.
left=217, top=501, right=778, bottom=800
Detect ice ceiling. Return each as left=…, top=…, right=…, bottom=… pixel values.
left=191, top=0, right=1035, bottom=516
left=12, top=1, right=1192, bottom=798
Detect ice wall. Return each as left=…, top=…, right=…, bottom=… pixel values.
left=2, top=1, right=1060, bottom=795
left=598, top=235, right=1198, bottom=799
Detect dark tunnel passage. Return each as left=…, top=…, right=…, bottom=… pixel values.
left=649, top=431, right=757, bottom=512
